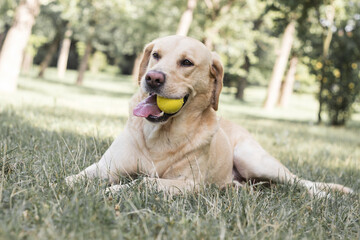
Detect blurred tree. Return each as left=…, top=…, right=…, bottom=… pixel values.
left=192, top=0, right=273, bottom=100
left=234, top=7, right=276, bottom=100
left=278, top=54, right=298, bottom=107
left=113, top=0, right=183, bottom=56
left=0, top=0, right=16, bottom=52
left=299, top=0, right=360, bottom=125
left=236, top=55, right=250, bottom=100
left=89, top=51, right=107, bottom=73
left=263, top=0, right=324, bottom=110
left=0, top=0, right=40, bottom=93
left=201, top=0, right=236, bottom=49
left=22, top=34, right=47, bottom=73
left=57, top=24, right=72, bottom=78
left=318, top=2, right=359, bottom=125
left=76, top=36, right=93, bottom=85
left=322, top=30, right=360, bottom=125
left=35, top=1, right=67, bottom=78
left=56, top=0, right=78, bottom=78
left=70, top=0, right=186, bottom=82
left=73, top=0, right=104, bottom=85
left=32, top=0, right=77, bottom=78
left=22, top=47, right=33, bottom=73
left=176, top=0, right=197, bottom=36
left=317, top=4, right=335, bottom=123
left=119, top=0, right=184, bottom=79
left=263, top=20, right=295, bottom=110
left=38, top=33, right=60, bottom=77
left=28, top=0, right=185, bottom=83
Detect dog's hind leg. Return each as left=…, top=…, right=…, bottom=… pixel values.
left=232, top=137, right=353, bottom=196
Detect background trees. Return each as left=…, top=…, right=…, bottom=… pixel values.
left=0, top=0, right=40, bottom=92
left=298, top=1, right=360, bottom=125
left=0, top=0, right=358, bottom=125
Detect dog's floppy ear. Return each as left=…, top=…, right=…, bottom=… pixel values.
left=137, top=42, right=155, bottom=85
left=210, top=52, right=224, bottom=111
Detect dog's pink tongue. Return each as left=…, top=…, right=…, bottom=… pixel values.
left=133, top=94, right=162, bottom=117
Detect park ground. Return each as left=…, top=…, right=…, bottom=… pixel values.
left=0, top=68, right=359, bottom=239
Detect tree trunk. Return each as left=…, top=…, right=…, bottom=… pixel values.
left=278, top=56, right=298, bottom=107
left=204, top=27, right=219, bottom=50
left=132, top=54, right=142, bottom=83
left=0, top=0, right=40, bottom=93
left=236, top=78, right=246, bottom=100
left=21, top=50, right=34, bottom=74
left=176, top=0, right=197, bottom=36
left=263, top=21, right=295, bottom=110
left=203, top=0, right=235, bottom=49
left=38, top=36, right=60, bottom=78
left=0, top=29, right=8, bottom=52
left=318, top=5, right=335, bottom=124
left=57, top=27, right=72, bottom=79
left=76, top=40, right=92, bottom=85
left=236, top=55, right=250, bottom=100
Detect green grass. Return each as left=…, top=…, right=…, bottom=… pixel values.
left=0, top=68, right=359, bottom=239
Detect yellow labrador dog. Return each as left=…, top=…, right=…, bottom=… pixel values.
left=66, top=35, right=353, bottom=196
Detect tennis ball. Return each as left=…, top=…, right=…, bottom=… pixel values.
left=156, top=96, right=184, bottom=114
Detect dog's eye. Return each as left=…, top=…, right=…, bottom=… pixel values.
left=152, top=52, right=160, bottom=60
left=181, top=59, right=194, bottom=67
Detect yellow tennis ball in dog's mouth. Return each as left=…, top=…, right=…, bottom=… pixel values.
left=156, top=96, right=184, bottom=114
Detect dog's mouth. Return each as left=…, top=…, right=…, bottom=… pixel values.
left=133, top=93, right=189, bottom=123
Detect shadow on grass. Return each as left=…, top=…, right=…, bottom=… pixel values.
left=225, top=108, right=360, bottom=131
left=16, top=104, right=128, bottom=124
left=0, top=106, right=126, bottom=176
left=20, top=75, right=134, bottom=99
left=221, top=91, right=360, bottom=131
left=221, top=92, right=261, bottom=107
left=229, top=113, right=360, bottom=149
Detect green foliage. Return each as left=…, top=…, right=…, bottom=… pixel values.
left=304, top=1, right=360, bottom=125
left=55, top=0, right=185, bottom=73
left=293, top=60, right=317, bottom=92
left=30, top=1, right=72, bottom=67
left=0, top=0, right=18, bottom=31
left=24, top=34, right=48, bottom=57
left=89, top=51, right=108, bottom=73
left=76, top=41, right=86, bottom=58
left=33, top=1, right=65, bottom=39
left=320, top=30, right=360, bottom=125
left=104, top=0, right=184, bottom=57
left=191, top=0, right=278, bottom=87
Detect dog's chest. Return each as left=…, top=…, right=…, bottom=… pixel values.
left=138, top=128, right=212, bottom=179
left=140, top=143, right=211, bottom=179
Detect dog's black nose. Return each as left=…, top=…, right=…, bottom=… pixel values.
left=145, top=70, right=165, bottom=89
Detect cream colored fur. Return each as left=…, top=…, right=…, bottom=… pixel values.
left=66, top=35, right=353, bottom=196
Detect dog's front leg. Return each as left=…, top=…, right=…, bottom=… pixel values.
left=66, top=130, right=138, bottom=187
left=65, top=162, right=112, bottom=187
left=106, top=177, right=197, bottom=195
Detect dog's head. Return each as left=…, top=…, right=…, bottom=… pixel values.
left=133, top=35, right=223, bottom=123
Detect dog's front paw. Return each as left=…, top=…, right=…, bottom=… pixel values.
left=65, top=175, right=78, bottom=188
left=105, top=185, right=124, bottom=194
left=340, top=186, right=354, bottom=194
left=105, top=180, right=140, bottom=194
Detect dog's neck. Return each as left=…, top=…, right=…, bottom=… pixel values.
left=143, top=106, right=217, bottom=147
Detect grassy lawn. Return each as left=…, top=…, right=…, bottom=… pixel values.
left=0, top=68, right=359, bottom=239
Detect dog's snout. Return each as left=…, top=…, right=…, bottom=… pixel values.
left=145, top=70, right=165, bottom=89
